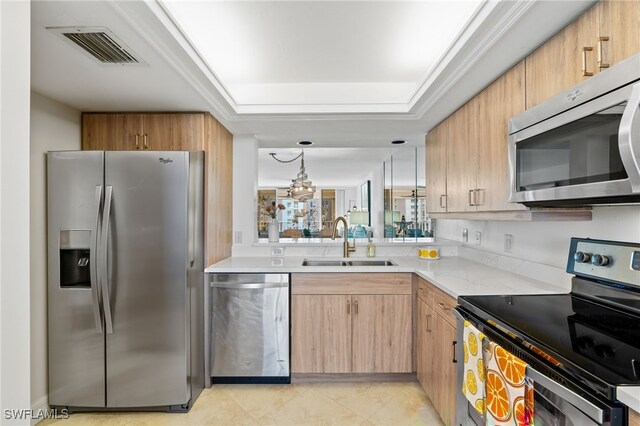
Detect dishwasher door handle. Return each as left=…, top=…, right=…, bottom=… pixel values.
left=209, top=281, right=288, bottom=290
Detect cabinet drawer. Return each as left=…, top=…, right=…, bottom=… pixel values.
left=430, top=285, right=457, bottom=328
left=416, top=277, right=431, bottom=304
left=292, top=273, right=412, bottom=295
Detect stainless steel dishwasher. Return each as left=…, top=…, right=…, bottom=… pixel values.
left=208, top=273, right=290, bottom=383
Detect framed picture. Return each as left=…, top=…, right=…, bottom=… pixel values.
left=361, top=180, right=371, bottom=226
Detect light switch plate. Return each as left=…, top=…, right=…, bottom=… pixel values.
left=462, top=228, right=468, bottom=243
left=475, top=231, right=482, bottom=246
left=234, top=231, right=242, bottom=244
left=270, top=247, right=284, bottom=257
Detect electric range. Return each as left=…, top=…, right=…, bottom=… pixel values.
left=455, top=237, right=640, bottom=425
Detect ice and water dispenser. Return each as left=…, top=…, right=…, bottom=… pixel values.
left=59, top=230, right=91, bottom=288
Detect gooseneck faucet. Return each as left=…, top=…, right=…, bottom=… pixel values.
left=331, top=216, right=356, bottom=258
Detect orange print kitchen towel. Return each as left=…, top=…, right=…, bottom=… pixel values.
left=462, top=320, right=486, bottom=415
left=483, top=340, right=534, bottom=426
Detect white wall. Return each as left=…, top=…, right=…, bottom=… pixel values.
left=232, top=135, right=259, bottom=251
left=0, top=1, right=31, bottom=423
left=436, top=206, right=640, bottom=269
left=29, top=92, right=81, bottom=414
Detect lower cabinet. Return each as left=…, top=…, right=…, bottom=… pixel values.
left=417, top=277, right=458, bottom=426
left=291, top=273, right=413, bottom=374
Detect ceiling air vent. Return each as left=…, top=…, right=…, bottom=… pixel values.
left=47, top=27, right=144, bottom=65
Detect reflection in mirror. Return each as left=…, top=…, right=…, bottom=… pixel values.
left=383, top=147, right=432, bottom=242
left=257, top=147, right=426, bottom=242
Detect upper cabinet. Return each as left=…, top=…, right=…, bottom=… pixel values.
left=526, top=0, right=640, bottom=109
left=427, top=62, right=527, bottom=215
left=82, top=113, right=204, bottom=151
left=82, top=112, right=233, bottom=266
left=426, top=0, right=637, bottom=220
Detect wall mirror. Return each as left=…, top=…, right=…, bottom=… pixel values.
left=257, top=146, right=425, bottom=242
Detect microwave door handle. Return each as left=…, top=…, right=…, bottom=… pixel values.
left=619, top=82, right=640, bottom=192
left=526, top=367, right=604, bottom=424
left=101, top=186, right=114, bottom=334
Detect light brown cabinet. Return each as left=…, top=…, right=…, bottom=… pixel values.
left=416, top=277, right=457, bottom=426
left=427, top=62, right=527, bottom=214
left=81, top=112, right=232, bottom=266
left=630, top=408, right=640, bottom=426
left=526, top=0, right=640, bottom=109
left=291, top=273, right=413, bottom=374
left=82, top=113, right=204, bottom=151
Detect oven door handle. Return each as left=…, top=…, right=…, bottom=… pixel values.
left=526, top=366, right=604, bottom=424
left=619, top=82, right=640, bottom=193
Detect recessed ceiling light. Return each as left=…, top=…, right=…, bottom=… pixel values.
left=298, top=140, right=314, bottom=146
left=391, top=140, right=407, bottom=145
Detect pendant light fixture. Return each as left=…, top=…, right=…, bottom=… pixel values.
left=269, top=149, right=316, bottom=202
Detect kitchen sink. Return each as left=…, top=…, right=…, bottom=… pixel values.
left=347, top=260, right=396, bottom=266
left=301, top=259, right=396, bottom=267
left=301, top=260, right=348, bottom=266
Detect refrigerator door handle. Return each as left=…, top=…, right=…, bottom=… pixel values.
left=90, top=185, right=104, bottom=334
left=101, top=185, right=114, bottom=334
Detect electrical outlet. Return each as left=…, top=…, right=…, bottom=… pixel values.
left=504, top=234, right=513, bottom=253
left=475, top=231, right=482, bottom=246
left=270, top=247, right=284, bottom=257
left=462, top=228, right=468, bottom=243
left=234, top=231, right=242, bottom=244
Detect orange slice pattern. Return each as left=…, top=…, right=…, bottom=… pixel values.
left=486, top=369, right=511, bottom=422
left=495, top=345, right=527, bottom=386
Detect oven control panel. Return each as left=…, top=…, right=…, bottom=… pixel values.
left=568, top=238, right=640, bottom=287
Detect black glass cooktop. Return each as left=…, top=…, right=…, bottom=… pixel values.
left=459, top=293, right=640, bottom=387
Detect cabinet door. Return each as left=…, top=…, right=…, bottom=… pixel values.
left=82, top=114, right=142, bottom=151
left=438, top=319, right=458, bottom=426
left=423, top=305, right=440, bottom=412
left=352, top=295, right=412, bottom=373
left=525, top=4, right=596, bottom=109
left=426, top=125, right=447, bottom=213
left=476, top=62, right=527, bottom=212
left=171, top=114, right=205, bottom=150
left=142, top=114, right=173, bottom=150
left=446, top=101, right=477, bottom=213
left=416, top=299, right=429, bottom=391
left=291, top=295, right=351, bottom=373
left=597, top=0, right=640, bottom=71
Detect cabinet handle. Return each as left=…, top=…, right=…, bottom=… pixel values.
left=468, top=189, right=474, bottom=207
left=135, top=134, right=140, bottom=150
left=418, top=288, right=427, bottom=296
left=354, top=299, right=358, bottom=315
left=582, top=46, right=594, bottom=77
left=439, top=194, right=446, bottom=209
left=426, top=314, right=432, bottom=332
left=143, top=134, right=149, bottom=150
left=474, top=189, right=481, bottom=206
left=437, top=302, right=450, bottom=312
left=452, top=341, right=458, bottom=363
left=597, top=36, right=609, bottom=69
left=347, top=299, right=350, bottom=315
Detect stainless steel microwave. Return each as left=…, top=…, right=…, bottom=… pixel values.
left=508, top=53, right=640, bottom=206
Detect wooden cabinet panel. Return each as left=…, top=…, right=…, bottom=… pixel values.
left=82, top=114, right=141, bottom=151
left=630, top=408, right=640, bottom=426
left=171, top=114, right=205, bottom=150
left=477, top=62, right=527, bottom=212
left=416, top=277, right=458, bottom=426
left=291, top=295, right=351, bottom=374
left=291, top=273, right=412, bottom=295
left=352, top=295, right=412, bottom=373
left=446, top=101, right=477, bottom=213
left=291, top=275, right=413, bottom=374
left=597, top=0, right=640, bottom=70
left=142, top=114, right=172, bottom=150
left=425, top=125, right=447, bottom=213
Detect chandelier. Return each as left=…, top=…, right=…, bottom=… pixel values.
left=269, top=150, right=316, bottom=202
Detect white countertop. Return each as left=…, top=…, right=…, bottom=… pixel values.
left=617, top=386, right=640, bottom=412
left=205, top=256, right=568, bottom=298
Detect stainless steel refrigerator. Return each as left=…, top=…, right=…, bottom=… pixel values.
left=47, top=151, right=204, bottom=412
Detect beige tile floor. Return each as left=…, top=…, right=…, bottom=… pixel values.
left=41, top=381, right=445, bottom=426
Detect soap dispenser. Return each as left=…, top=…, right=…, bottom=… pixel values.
left=366, top=238, right=376, bottom=258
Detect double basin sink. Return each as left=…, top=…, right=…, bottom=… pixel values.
left=302, top=259, right=396, bottom=267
